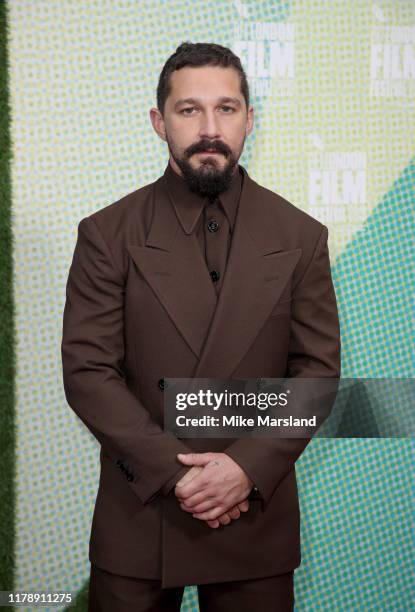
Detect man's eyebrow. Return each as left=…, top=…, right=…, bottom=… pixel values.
left=173, top=96, right=242, bottom=109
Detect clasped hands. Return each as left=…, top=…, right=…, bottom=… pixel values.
left=174, top=452, right=253, bottom=529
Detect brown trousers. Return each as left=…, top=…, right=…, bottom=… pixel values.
left=88, top=563, right=295, bottom=611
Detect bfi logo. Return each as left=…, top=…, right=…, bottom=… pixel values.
left=308, top=150, right=367, bottom=224
left=370, top=17, right=415, bottom=99
left=232, top=20, right=295, bottom=100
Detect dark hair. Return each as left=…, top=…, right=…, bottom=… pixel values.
left=156, top=41, right=250, bottom=116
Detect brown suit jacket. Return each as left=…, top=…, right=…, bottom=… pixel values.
left=61, top=163, right=341, bottom=588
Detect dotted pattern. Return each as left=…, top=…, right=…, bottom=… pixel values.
left=317, top=378, right=415, bottom=439
left=334, top=158, right=415, bottom=379
left=295, top=439, right=414, bottom=612
left=7, top=1, right=414, bottom=611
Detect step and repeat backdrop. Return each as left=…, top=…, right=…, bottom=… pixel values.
left=5, top=1, right=414, bottom=610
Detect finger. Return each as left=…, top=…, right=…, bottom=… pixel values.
left=227, top=506, right=241, bottom=520
left=175, top=466, right=203, bottom=488
left=217, top=513, right=232, bottom=526
left=238, top=500, right=250, bottom=512
left=192, top=506, right=225, bottom=521
left=206, top=519, right=220, bottom=528
left=175, top=476, right=212, bottom=500
left=175, top=486, right=212, bottom=505
left=175, top=473, right=196, bottom=488
left=180, top=497, right=218, bottom=514
left=177, top=452, right=214, bottom=467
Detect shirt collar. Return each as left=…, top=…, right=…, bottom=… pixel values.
left=163, top=160, right=243, bottom=235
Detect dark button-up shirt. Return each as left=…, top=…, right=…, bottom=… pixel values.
left=163, top=160, right=243, bottom=294
left=159, top=160, right=243, bottom=496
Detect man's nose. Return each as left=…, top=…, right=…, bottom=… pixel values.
left=198, top=111, right=221, bottom=140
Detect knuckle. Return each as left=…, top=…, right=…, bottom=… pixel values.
left=209, top=508, right=222, bottom=520
left=219, top=515, right=231, bottom=525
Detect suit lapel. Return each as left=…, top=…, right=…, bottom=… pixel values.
left=126, top=175, right=218, bottom=358
left=192, top=167, right=302, bottom=377
left=126, top=165, right=302, bottom=376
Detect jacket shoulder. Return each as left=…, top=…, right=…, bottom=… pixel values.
left=259, top=182, right=325, bottom=233
left=75, top=179, right=158, bottom=275
left=251, top=179, right=327, bottom=256
left=87, top=180, right=155, bottom=232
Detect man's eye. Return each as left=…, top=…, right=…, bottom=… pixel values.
left=180, top=106, right=235, bottom=115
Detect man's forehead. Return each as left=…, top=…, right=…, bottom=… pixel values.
left=170, top=65, right=240, bottom=88
left=168, top=67, right=243, bottom=105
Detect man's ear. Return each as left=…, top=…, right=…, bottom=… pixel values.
left=246, top=105, right=254, bottom=136
left=149, top=107, right=167, bottom=142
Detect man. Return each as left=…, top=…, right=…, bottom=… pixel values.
left=61, top=41, right=341, bottom=611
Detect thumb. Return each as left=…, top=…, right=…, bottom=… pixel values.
left=177, top=452, right=213, bottom=466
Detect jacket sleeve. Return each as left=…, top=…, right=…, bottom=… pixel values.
left=223, top=224, right=341, bottom=508
left=61, top=215, right=191, bottom=505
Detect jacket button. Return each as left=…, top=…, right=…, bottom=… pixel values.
left=158, top=377, right=166, bottom=390
left=207, top=219, right=219, bottom=232
left=210, top=269, right=220, bottom=282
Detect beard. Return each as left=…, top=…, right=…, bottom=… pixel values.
left=167, top=136, right=242, bottom=200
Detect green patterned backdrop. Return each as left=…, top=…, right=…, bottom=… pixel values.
left=1, top=1, right=414, bottom=610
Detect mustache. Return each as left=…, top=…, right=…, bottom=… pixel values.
left=186, top=140, right=230, bottom=157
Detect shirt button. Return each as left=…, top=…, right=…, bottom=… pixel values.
left=210, top=270, right=220, bottom=282
left=207, top=219, right=219, bottom=232
left=158, top=378, right=167, bottom=390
